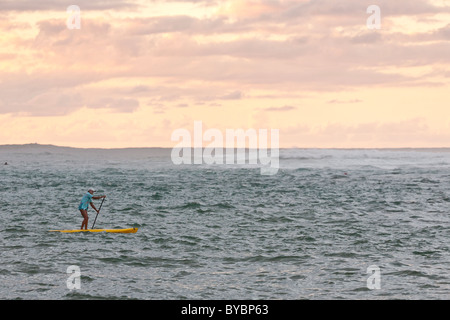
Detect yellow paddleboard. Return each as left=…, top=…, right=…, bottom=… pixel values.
left=49, top=228, right=138, bottom=234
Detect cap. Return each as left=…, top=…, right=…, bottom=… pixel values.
left=88, top=188, right=96, bottom=192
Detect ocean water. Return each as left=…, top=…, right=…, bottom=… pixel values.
left=0, top=144, right=449, bottom=300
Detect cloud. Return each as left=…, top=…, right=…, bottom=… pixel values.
left=281, top=0, right=450, bottom=19
left=1, top=0, right=450, bottom=119
left=124, top=15, right=243, bottom=35
left=434, top=23, right=450, bottom=40
left=0, top=71, right=100, bottom=114
left=219, top=90, right=243, bottom=100
left=264, top=105, right=297, bottom=112
left=88, top=97, right=140, bottom=113
left=327, top=99, right=363, bottom=104
left=0, top=0, right=140, bottom=11
left=0, top=90, right=83, bottom=116
left=350, top=32, right=382, bottom=44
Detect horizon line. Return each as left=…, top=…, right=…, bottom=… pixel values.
left=1, top=143, right=450, bottom=151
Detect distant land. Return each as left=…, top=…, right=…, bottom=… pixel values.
left=0, top=143, right=449, bottom=152
left=0, top=143, right=168, bottom=151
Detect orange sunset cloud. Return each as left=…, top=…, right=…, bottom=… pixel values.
left=0, top=0, right=449, bottom=148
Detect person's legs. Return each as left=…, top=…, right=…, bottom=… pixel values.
left=80, top=209, right=88, bottom=230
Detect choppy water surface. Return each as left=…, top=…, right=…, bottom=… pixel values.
left=0, top=145, right=449, bottom=299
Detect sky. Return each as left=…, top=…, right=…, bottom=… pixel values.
left=0, top=0, right=449, bottom=148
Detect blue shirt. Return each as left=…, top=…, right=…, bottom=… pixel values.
left=78, top=192, right=93, bottom=210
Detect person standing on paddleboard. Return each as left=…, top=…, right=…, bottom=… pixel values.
left=79, top=188, right=106, bottom=230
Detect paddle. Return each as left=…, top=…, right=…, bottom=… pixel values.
left=91, top=197, right=106, bottom=229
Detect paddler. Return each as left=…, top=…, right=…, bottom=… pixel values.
left=78, top=188, right=106, bottom=230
